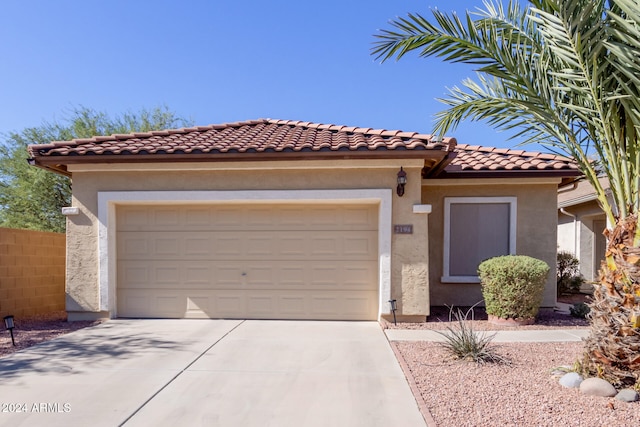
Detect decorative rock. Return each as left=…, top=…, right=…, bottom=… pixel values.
left=579, top=377, right=617, bottom=397
left=615, top=389, right=639, bottom=402
left=559, top=372, right=583, bottom=388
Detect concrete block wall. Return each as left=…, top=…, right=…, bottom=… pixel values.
left=0, top=228, right=65, bottom=318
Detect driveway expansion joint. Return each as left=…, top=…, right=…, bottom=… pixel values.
left=118, top=320, right=245, bottom=427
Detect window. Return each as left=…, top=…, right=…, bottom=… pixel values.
left=442, top=197, right=517, bottom=283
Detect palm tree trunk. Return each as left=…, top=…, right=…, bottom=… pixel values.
left=583, top=214, right=640, bottom=387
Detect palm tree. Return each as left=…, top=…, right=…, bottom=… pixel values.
left=373, top=0, right=640, bottom=386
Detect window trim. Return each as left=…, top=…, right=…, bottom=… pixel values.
left=442, top=196, right=517, bottom=283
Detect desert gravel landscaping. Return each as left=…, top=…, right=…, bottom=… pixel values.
left=394, top=340, right=639, bottom=426
left=0, top=312, right=100, bottom=358
left=385, top=306, right=639, bottom=427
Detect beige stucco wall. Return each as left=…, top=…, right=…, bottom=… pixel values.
left=65, top=159, right=430, bottom=320
left=423, top=178, right=561, bottom=308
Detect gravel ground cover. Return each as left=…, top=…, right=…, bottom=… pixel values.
left=0, top=312, right=101, bottom=358
left=387, top=300, right=638, bottom=427
left=395, top=341, right=640, bottom=426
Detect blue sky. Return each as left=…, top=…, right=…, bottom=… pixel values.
left=1, top=1, right=527, bottom=149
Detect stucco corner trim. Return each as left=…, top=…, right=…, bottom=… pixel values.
left=97, top=189, right=393, bottom=319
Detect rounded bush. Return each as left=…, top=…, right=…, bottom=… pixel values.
left=478, top=255, right=550, bottom=320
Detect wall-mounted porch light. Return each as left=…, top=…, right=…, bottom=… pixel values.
left=4, top=315, right=15, bottom=346
left=396, top=167, right=407, bottom=197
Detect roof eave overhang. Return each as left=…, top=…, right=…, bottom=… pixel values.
left=558, top=193, right=599, bottom=209
left=432, top=169, right=583, bottom=180
left=30, top=149, right=452, bottom=177
left=28, top=160, right=72, bottom=177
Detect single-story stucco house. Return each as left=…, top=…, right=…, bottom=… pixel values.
left=558, top=177, right=609, bottom=283
left=28, top=119, right=580, bottom=322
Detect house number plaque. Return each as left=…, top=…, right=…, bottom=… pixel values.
left=394, top=224, right=413, bottom=234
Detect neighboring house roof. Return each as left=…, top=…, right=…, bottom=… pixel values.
left=558, top=176, right=610, bottom=208
left=27, top=119, right=456, bottom=177
left=27, top=118, right=580, bottom=180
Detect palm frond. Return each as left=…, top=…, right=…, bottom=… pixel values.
left=373, top=0, right=640, bottom=221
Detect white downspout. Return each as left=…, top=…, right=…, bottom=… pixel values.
left=560, top=208, right=578, bottom=256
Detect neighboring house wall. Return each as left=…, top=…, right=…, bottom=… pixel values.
left=423, top=179, right=561, bottom=308
left=64, top=159, right=431, bottom=321
left=558, top=200, right=606, bottom=282
left=0, top=228, right=65, bottom=318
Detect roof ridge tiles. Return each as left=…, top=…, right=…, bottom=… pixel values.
left=397, top=131, right=418, bottom=139
left=380, top=130, right=400, bottom=137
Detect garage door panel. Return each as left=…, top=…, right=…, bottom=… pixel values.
left=184, top=207, right=213, bottom=226
left=279, top=266, right=306, bottom=286
left=187, top=296, right=212, bottom=317
left=307, top=291, right=377, bottom=319
left=185, top=266, right=211, bottom=285
left=184, top=238, right=212, bottom=255
left=118, top=230, right=377, bottom=261
left=117, top=204, right=378, bottom=232
left=246, top=236, right=274, bottom=257
left=118, top=289, right=187, bottom=318
left=343, top=236, right=376, bottom=256
left=152, top=208, right=180, bottom=225
left=120, top=260, right=376, bottom=291
left=247, top=295, right=276, bottom=316
left=156, top=266, right=180, bottom=284
left=213, top=207, right=245, bottom=228
left=119, top=261, right=218, bottom=289
left=216, top=265, right=245, bottom=286
left=280, top=237, right=306, bottom=256
left=117, top=203, right=378, bottom=320
left=213, top=292, right=246, bottom=317
left=277, top=207, right=310, bottom=227
left=118, top=288, right=377, bottom=320
left=343, top=206, right=378, bottom=227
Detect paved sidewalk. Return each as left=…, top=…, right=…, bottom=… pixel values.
left=385, top=328, right=589, bottom=342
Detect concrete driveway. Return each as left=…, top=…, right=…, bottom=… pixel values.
left=0, top=320, right=425, bottom=427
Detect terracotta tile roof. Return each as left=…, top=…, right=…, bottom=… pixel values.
left=28, top=118, right=454, bottom=159
left=443, top=144, right=580, bottom=174
left=27, top=118, right=580, bottom=180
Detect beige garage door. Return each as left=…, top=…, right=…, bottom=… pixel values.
left=116, top=203, right=379, bottom=320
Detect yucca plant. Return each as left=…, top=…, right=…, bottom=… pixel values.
left=435, top=305, right=508, bottom=364
left=374, top=0, right=640, bottom=386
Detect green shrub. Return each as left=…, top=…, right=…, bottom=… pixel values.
left=478, top=255, right=550, bottom=320
left=435, top=306, right=508, bottom=364
left=570, top=302, right=590, bottom=318
left=557, top=251, right=585, bottom=296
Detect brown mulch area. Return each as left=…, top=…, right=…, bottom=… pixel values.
left=557, top=292, right=592, bottom=305
left=0, top=311, right=102, bottom=358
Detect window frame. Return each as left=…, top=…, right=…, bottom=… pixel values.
left=442, top=196, right=517, bottom=283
